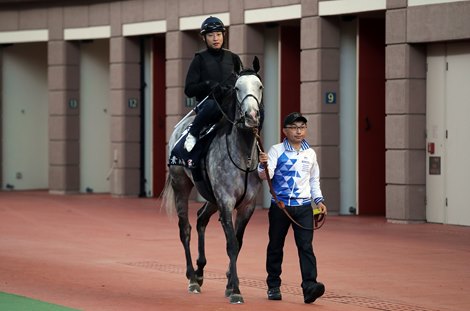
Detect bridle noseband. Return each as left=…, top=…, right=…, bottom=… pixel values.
left=234, top=93, right=261, bottom=127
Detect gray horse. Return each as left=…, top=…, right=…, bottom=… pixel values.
left=161, top=58, right=263, bottom=304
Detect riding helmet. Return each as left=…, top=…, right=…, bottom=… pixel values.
left=200, top=16, right=226, bottom=35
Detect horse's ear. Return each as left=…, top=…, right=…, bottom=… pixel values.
left=253, top=56, right=260, bottom=73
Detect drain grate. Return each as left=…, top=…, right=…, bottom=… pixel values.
left=121, top=261, right=441, bottom=311
left=324, top=295, right=437, bottom=311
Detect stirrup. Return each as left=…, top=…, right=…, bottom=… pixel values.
left=184, top=134, right=197, bottom=152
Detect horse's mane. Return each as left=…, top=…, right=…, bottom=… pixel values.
left=217, top=91, right=236, bottom=134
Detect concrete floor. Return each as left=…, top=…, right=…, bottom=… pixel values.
left=1, top=191, right=469, bottom=311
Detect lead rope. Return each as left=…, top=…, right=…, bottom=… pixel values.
left=253, top=128, right=325, bottom=230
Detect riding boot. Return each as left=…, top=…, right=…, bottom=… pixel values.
left=184, top=133, right=197, bottom=152
left=184, top=99, right=222, bottom=152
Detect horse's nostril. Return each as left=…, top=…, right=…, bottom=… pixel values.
left=245, top=111, right=258, bottom=120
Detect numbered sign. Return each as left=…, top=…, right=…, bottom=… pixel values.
left=325, top=92, right=336, bottom=104
left=185, top=97, right=197, bottom=107
left=128, top=98, right=138, bottom=109
left=69, top=99, right=78, bottom=109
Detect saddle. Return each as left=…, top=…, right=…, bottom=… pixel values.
left=168, top=123, right=217, bottom=169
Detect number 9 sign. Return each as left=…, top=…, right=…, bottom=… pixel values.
left=325, top=92, right=336, bottom=104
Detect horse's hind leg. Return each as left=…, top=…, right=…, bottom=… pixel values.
left=195, top=202, right=218, bottom=287
left=170, top=168, right=199, bottom=293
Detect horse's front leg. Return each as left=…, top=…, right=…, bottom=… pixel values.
left=195, top=202, right=218, bottom=287
left=175, top=201, right=200, bottom=293
left=224, top=203, right=256, bottom=299
left=219, top=209, right=244, bottom=304
left=234, top=203, right=256, bottom=251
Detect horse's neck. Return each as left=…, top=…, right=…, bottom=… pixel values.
left=227, top=125, right=257, bottom=166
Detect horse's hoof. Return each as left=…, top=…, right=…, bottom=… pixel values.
left=188, top=282, right=201, bottom=294
left=229, top=294, right=244, bottom=304
left=224, top=288, right=232, bottom=298
left=196, top=276, right=204, bottom=287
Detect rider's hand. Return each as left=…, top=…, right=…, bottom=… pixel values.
left=213, top=84, right=232, bottom=100
left=204, top=80, right=219, bottom=93
left=209, top=80, right=219, bottom=89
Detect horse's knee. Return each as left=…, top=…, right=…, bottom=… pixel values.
left=196, top=258, right=207, bottom=268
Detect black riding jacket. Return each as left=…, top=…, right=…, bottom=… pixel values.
left=185, top=48, right=243, bottom=101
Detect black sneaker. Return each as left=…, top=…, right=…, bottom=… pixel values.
left=303, top=282, right=325, bottom=304
left=267, top=287, right=282, bottom=300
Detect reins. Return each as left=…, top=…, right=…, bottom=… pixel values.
left=224, top=131, right=258, bottom=208
left=253, top=129, right=325, bottom=230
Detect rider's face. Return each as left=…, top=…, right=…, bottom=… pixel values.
left=204, top=32, right=224, bottom=49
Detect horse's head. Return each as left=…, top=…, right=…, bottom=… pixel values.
left=234, top=57, right=263, bottom=129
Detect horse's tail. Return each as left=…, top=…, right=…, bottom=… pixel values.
left=160, top=175, right=176, bottom=217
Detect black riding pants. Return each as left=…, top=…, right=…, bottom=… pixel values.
left=189, top=99, right=222, bottom=137
left=266, top=202, right=318, bottom=291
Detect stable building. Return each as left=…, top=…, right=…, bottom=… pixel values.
left=1, top=0, right=469, bottom=226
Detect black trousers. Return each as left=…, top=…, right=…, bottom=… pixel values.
left=266, top=202, right=318, bottom=291
left=189, top=99, right=222, bottom=137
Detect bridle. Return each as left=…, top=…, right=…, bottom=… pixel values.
left=212, top=71, right=263, bottom=128
left=216, top=72, right=262, bottom=172
left=234, top=93, right=263, bottom=128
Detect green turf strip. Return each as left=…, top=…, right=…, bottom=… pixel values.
left=0, top=292, right=79, bottom=311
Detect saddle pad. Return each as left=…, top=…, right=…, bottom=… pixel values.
left=168, top=125, right=217, bottom=169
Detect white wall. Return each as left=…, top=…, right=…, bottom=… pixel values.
left=79, top=39, right=111, bottom=193
left=426, top=42, right=470, bottom=226
left=2, top=42, right=48, bottom=190
left=339, top=19, right=358, bottom=215
left=261, top=26, right=281, bottom=208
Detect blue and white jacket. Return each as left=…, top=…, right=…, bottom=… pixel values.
left=258, top=138, right=324, bottom=207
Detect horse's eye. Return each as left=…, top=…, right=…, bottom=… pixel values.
left=235, top=87, right=239, bottom=91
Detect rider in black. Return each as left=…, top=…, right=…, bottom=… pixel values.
left=184, top=16, right=243, bottom=152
